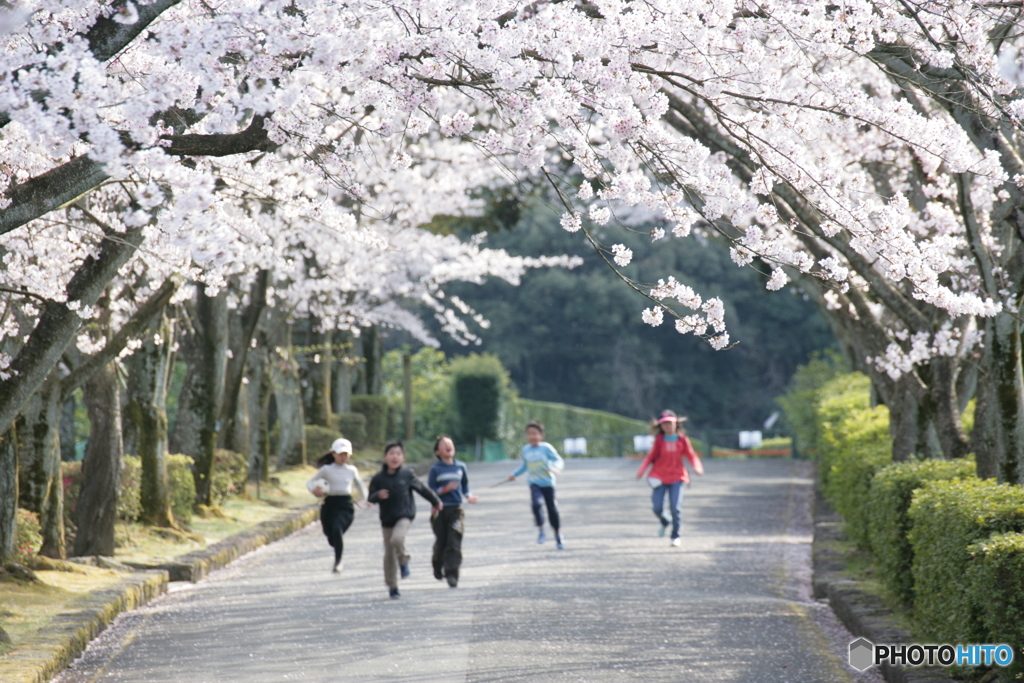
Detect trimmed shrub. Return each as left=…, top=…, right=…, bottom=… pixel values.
left=815, top=372, right=876, bottom=491
left=167, top=454, right=196, bottom=525
left=335, top=412, right=367, bottom=449
left=450, top=354, right=507, bottom=443
left=351, top=395, right=389, bottom=446
left=61, top=457, right=145, bottom=525
left=966, top=531, right=1024, bottom=680
left=15, top=508, right=42, bottom=563
left=909, top=479, right=1024, bottom=642
left=119, top=455, right=143, bottom=522
left=868, top=458, right=976, bottom=606
left=210, top=449, right=248, bottom=503
left=815, top=373, right=890, bottom=549
left=304, top=425, right=339, bottom=462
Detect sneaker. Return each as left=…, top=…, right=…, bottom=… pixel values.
left=658, top=522, right=668, bottom=538
left=400, top=563, right=410, bottom=579
left=433, top=565, right=444, bottom=581
left=556, top=534, right=565, bottom=550
left=389, top=588, right=401, bottom=599
left=332, top=560, right=343, bottom=574
left=446, top=572, right=458, bottom=588
left=670, top=538, right=681, bottom=548
left=537, top=528, right=546, bottom=544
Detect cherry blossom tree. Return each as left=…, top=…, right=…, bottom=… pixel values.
left=3, top=0, right=1024, bottom=567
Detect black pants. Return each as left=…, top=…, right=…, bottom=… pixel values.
left=530, top=483, right=560, bottom=533
left=431, top=505, right=464, bottom=578
left=321, top=495, right=354, bottom=565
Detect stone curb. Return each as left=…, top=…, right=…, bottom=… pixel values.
left=812, top=488, right=955, bottom=683
left=125, top=505, right=320, bottom=581
left=0, top=569, right=168, bottom=683
left=0, top=504, right=321, bottom=683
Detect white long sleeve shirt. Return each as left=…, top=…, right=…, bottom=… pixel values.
left=307, top=463, right=368, bottom=499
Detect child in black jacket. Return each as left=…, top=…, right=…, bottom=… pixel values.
left=367, top=441, right=442, bottom=598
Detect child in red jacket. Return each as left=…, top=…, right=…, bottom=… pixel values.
left=635, top=410, right=704, bottom=547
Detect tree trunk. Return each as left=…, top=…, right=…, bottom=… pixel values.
left=189, top=286, right=229, bottom=506
left=973, top=374, right=1001, bottom=479
left=990, top=313, right=1024, bottom=484
left=0, top=426, right=19, bottom=564
left=332, top=330, right=354, bottom=415
left=220, top=271, right=268, bottom=453
left=34, top=379, right=64, bottom=558
left=363, top=325, right=383, bottom=395
left=168, top=362, right=199, bottom=457
left=273, top=326, right=305, bottom=469
left=59, top=394, right=76, bottom=462
left=74, top=362, right=123, bottom=557
left=124, top=310, right=176, bottom=527
left=308, top=325, right=333, bottom=427
left=253, top=345, right=272, bottom=481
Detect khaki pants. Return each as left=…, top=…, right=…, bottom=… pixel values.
left=382, top=518, right=412, bottom=589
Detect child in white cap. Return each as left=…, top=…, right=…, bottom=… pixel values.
left=308, top=438, right=368, bottom=573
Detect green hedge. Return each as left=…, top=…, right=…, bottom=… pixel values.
left=210, top=449, right=248, bottom=504
left=909, top=479, right=1024, bottom=642
left=304, top=425, right=339, bottom=461
left=450, top=354, right=507, bottom=442
left=336, top=412, right=367, bottom=449
left=63, top=454, right=199, bottom=532
left=499, top=398, right=649, bottom=458
left=816, top=373, right=890, bottom=549
left=967, top=531, right=1024, bottom=679
left=868, top=458, right=976, bottom=606
left=815, top=373, right=877, bottom=489
left=15, top=508, right=42, bottom=563
left=167, top=454, right=196, bottom=525
left=352, top=395, right=389, bottom=446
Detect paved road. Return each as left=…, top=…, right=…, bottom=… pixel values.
left=56, top=458, right=882, bottom=682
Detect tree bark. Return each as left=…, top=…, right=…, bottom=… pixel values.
left=252, top=345, right=272, bottom=481
left=308, top=323, right=332, bottom=427
left=28, top=377, right=65, bottom=558
left=332, top=330, right=354, bottom=415
left=273, top=326, right=305, bottom=469
left=188, top=286, right=229, bottom=506
left=59, top=395, right=76, bottom=462
left=124, top=310, right=176, bottom=527
left=220, top=271, right=268, bottom=453
left=73, top=362, right=123, bottom=557
left=0, top=426, right=19, bottom=564
left=363, top=325, right=383, bottom=395
left=991, top=313, right=1024, bottom=484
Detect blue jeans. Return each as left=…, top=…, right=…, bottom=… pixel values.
left=651, top=481, right=683, bottom=540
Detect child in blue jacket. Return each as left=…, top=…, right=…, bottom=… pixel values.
left=428, top=435, right=477, bottom=587
left=506, top=420, right=565, bottom=548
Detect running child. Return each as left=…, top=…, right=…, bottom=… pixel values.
left=367, top=441, right=442, bottom=599
left=506, top=420, right=565, bottom=549
left=635, top=410, right=704, bottom=547
left=308, top=438, right=369, bottom=572
left=427, top=435, right=477, bottom=588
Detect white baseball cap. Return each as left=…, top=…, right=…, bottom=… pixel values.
left=331, top=438, right=353, bottom=454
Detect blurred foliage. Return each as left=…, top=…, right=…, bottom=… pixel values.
left=776, top=350, right=847, bottom=455
left=418, top=202, right=836, bottom=431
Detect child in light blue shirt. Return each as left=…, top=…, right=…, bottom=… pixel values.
left=507, top=420, right=565, bottom=548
